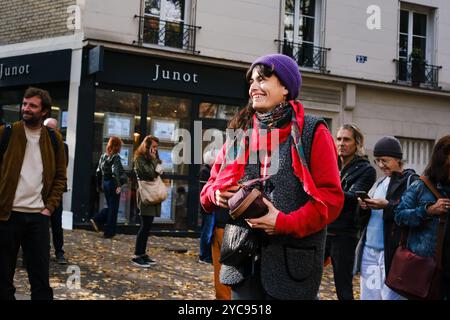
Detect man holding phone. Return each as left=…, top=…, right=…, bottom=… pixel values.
left=325, top=124, right=376, bottom=300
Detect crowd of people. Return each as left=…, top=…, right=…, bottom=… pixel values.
left=199, top=53, right=449, bottom=301
left=0, top=53, right=448, bottom=301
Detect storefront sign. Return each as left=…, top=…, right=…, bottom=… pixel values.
left=152, top=64, right=198, bottom=84
left=0, top=63, right=31, bottom=80
left=0, top=50, right=72, bottom=87
left=97, top=50, right=247, bottom=100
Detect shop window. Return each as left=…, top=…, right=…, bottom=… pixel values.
left=0, top=86, right=68, bottom=138
left=199, top=102, right=240, bottom=121
left=147, top=95, right=192, bottom=229
left=92, top=89, right=142, bottom=224
left=159, top=179, right=189, bottom=229
left=146, top=95, right=191, bottom=176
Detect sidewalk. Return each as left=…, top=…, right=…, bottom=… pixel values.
left=14, top=229, right=360, bottom=300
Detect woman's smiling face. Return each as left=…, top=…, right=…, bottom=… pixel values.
left=248, top=68, right=288, bottom=113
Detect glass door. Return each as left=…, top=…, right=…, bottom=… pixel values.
left=92, top=88, right=142, bottom=225
left=195, top=101, right=240, bottom=226
left=146, top=94, right=192, bottom=229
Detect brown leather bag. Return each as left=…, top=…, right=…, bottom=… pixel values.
left=385, top=176, right=447, bottom=300
left=227, top=177, right=269, bottom=220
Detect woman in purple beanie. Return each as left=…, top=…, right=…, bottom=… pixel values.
left=200, top=53, right=344, bottom=300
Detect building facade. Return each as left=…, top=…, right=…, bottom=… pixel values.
left=1, top=0, right=449, bottom=234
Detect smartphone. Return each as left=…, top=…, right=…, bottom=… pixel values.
left=355, top=191, right=371, bottom=200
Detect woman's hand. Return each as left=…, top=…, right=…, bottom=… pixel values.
left=362, top=198, right=389, bottom=210
left=426, top=198, right=450, bottom=216
left=214, top=186, right=239, bottom=209
left=246, top=198, right=280, bottom=235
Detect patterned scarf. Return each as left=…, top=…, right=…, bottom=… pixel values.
left=213, top=100, right=327, bottom=219
left=255, top=102, right=292, bottom=129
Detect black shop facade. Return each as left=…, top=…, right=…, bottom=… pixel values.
left=0, top=49, right=72, bottom=134
left=72, top=48, right=247, bottom=235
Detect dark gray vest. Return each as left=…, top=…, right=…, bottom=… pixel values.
left=220, top=115, right=328, bottom=299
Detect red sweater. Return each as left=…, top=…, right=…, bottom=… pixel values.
left=200, top=124, right=344, bottom=238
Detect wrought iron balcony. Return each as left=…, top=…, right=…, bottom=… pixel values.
left=393, top=59, right=442, bottom=89
left=275, top=39, right=330, bottom=72
left=134, top=15, right=201, bottom=54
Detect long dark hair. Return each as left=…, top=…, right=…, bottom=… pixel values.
left=227, top=64, right=276, bottom=130
left=424, top=135, right=450, bottom=184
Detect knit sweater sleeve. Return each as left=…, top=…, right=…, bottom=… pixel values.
left=275, top=125, right=344, bottom=237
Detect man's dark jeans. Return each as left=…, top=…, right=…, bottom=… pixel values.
left=324, top=234, right=359, bottom=300
left=50, top=202, right=64, bottom=256
left=0, top=212, right=53, bottom=300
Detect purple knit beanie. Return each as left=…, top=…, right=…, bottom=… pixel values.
left=251, top=53, right=302, bottom=100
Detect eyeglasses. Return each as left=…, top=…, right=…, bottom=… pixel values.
left=373, top=158, right=391, bottom=166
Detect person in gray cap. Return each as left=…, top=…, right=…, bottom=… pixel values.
left=353, top=136, right=418, bottom=300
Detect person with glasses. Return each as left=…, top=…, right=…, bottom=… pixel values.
left=131, top=135, right=163, bottom=268
left=325, top=124, right=376, bottom=300
left=354, top=136, right=418, bottom=300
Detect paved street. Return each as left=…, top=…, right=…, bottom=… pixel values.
left=14, top=229, right=360, bottom=300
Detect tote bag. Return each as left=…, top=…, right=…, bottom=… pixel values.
left=138, top=176, right=168, bottom=205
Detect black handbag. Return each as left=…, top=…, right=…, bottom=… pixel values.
left=219, top=218, right=259, bottom=266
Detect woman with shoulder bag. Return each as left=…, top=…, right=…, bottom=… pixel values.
left=394, top=135, right=450, bottom=299
left=90, top=136, right=127, bottom=239
left=131, top=135, right=166, bottom=268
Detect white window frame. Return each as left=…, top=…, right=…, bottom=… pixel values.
left=141, top=0, right=191, bottom=50
left=284, top=0, right=322, bottom=47
left=399, top=3, right=436, bottom=64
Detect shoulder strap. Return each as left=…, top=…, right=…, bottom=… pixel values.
left=45, top=126, right=59, bottom=154
left=420, top=175, right=443, bottom=199
left=419, top=175, right=447, bottom=267
left=301, top=115, right=328, bottom=168
left=0, top=123, right=12, bottom=164
left=407, top=173, right=419, bottom=189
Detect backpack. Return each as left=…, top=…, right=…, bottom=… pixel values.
left=0, top=123, right=59, bottom=164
